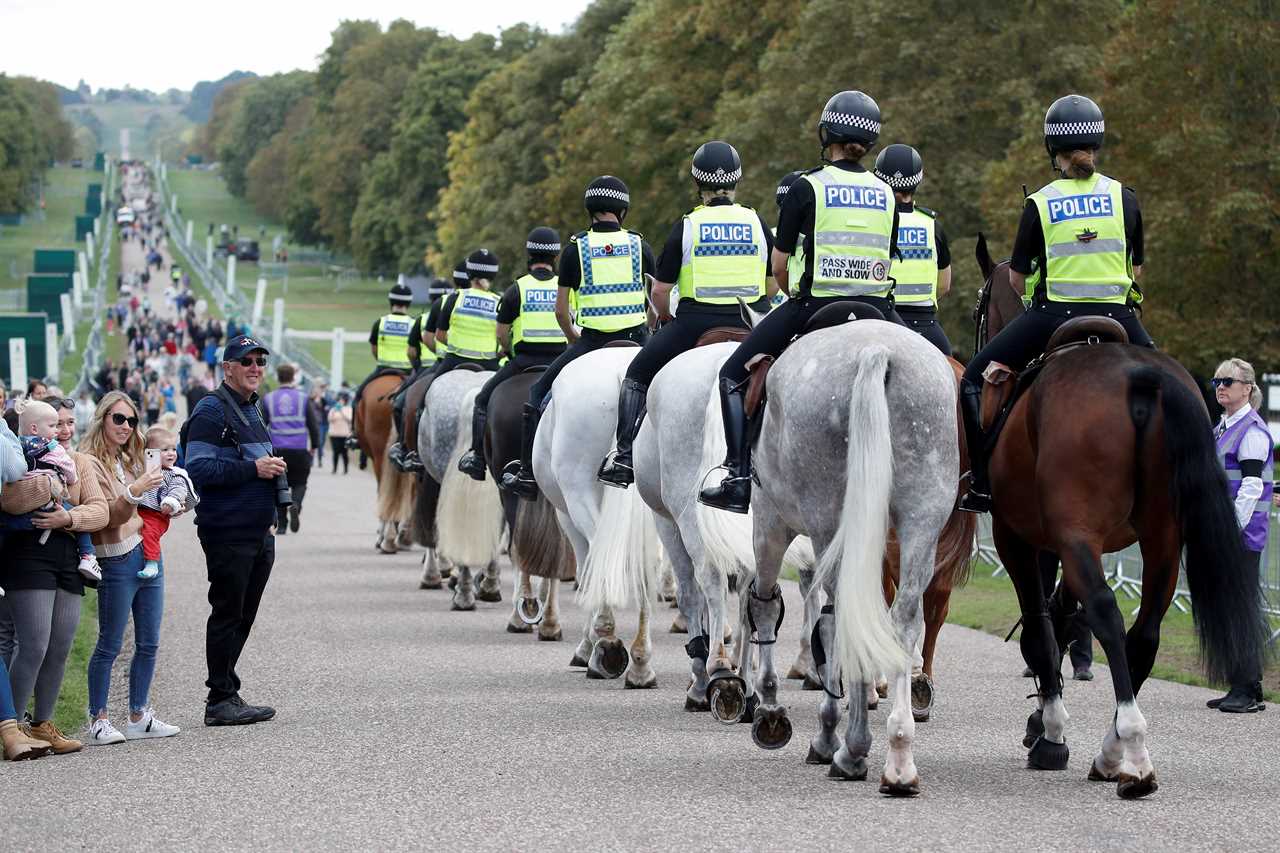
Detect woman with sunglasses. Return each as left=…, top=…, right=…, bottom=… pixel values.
left=81, top=391, right=179, bottom=745
left=1207, top=359, right=1273, bottom=714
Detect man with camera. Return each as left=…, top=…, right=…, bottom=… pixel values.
left=186, top=335, right=288, bottom=727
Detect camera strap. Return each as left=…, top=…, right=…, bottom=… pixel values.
left=212, top=385, right=275, bottom=457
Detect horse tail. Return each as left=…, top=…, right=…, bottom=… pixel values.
left=512, top=495, right=575, bottom=580
left=695, top=368, right=755, bottom=578
left=816, top=345, right=909, bottom=683
left=1132, top=365, right=1268, bottom=684
left=578, top=483, right=662, bottom=612
left=436, top=394, right=504, bottom=569
left=932, top=507, right=976, bottom=591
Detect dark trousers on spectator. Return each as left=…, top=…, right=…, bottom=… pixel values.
left=277, top=449, right=311, bottom=530
left=330, top=436, right=349, bottom=473
left=200, top=531, right=275, bottom=705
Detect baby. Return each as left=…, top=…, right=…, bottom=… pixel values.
left=135, top=426, right=197, bottom=579
left=4, top=400, right=100, bottom=582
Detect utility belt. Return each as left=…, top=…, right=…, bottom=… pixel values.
left=1030, top=299, right=1136, bottom=320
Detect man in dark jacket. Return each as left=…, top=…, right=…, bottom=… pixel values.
left=186, top=335, right=287, bottom=726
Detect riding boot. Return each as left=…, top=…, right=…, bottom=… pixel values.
left=597, top=379, right=647, bottom=488
left=698, top=378, right=752, bottom=514
left=457, top=408, right=489, bottom=481
left=957, top=379, right=992, bottom=513
left=1215, top=681, right=1265, bottom=713
left=500, top=404, right=541, bottom=501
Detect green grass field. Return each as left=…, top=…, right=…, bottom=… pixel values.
left=64, top=101, right=194, bottom=162
left=0, top=166, right=97, bottom=292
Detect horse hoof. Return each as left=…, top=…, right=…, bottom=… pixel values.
left=828, top=750, right=869, bottom=781
left=1026, top=736, right=1070, bottom=771
left=911, top=673, right=934, bottom=722
left=440, top=565, right=453, bottom=579
left=419, top=579, right=442, bottom=590
left=805, top=743, right=834, bottom=765
left=537, top=626, right=562, bottom=642
left=506, top=620, right=533, bottom=634
left=684, top=695, right=710, bottom=712
left=1023, top=708, right=1045, bottom=749
left=802, top=672, right=823, bottom=691
left=707, top=674, right=746, bottom=725
left=517, top=596, right=544, bottom=626
left=378, top=544, right=397, bottom=555
left=876, top=678, right=889, bottom=699
left=1116, top=772, right=1158, bottom=800
left=624, top=669, right=657, bottom=689
left=738, top=692, right=760, bottom=724
left=878, top=775, right=921, bottom=797
left=587, top=639, right=629, bottom=680
left=569, top=653, right=588, bottom=667
left=751, top=705, right=793, bottom=751
left=450, top=599, right=476, bottom=612
left=477, top=587, right=502, bottom=603
left=670, top=614, right=689, bottom=634
left=1088, top=760, right=1117, bottom=782
left=785, top=663, right=809, bottom=681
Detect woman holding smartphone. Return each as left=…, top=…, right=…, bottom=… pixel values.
left=81, top=391, right=179, bottom=745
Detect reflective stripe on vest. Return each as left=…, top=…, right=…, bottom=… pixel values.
left=264, top=387, right=308, bottom=450
left=412, top=314, right=438, bottom=366
left=577, top=230, right=646, bottom=332
left=447, top=289, right=500, bottom=360
left=376, top=313, right=413, bottom=369
left=785, top=238, right=806, bottom=298
left=804, top=166, right=895, bottom=298
left=1030, top=174, right=1131, bottom=304
left=893, top=208, right=938, bottom=305
left=677, top=204, right=767, bottom=305
left=512, top=274, right=567, bottom=347
left=1217, top=408, right=1274, bottom=552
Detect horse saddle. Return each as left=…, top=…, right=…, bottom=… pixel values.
left=980, top=316, right=1129, bottom=431
left=454, top=362, right=486, bottom=372
left=519, top=364, right=549, bottom=375
left=603, top=340, right=641, bottom=349
left=695, top=326, right=749, bottom=347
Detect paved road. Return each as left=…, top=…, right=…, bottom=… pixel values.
left=8, top=467, right=1277, bottom=851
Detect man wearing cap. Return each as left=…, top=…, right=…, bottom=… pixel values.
left=186, top=335, right=287, bottom=726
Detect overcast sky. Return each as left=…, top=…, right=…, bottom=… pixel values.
left=0, top=0, right=591, bottom=92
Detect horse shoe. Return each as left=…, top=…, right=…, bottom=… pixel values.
left=706, top=671, right=747, bottom=726
left=517, top=595, right=545, bottom=626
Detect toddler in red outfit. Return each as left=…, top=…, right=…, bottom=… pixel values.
left=135, top=427, right=197, bottom=579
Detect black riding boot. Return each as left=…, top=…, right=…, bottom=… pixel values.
left=598, top=379, right=648, bottom=488
left=698, top=378, right=751, bottom=514
left=957, top=379, right=992, bottom=513
left=500, top=403, right=540, bottom=501
left=457, top=407, right=488, bottom=481
left=1210, top=680, right=1266, bottom=713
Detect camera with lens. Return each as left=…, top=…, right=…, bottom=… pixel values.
left=274, top=471, right=292, bottom=507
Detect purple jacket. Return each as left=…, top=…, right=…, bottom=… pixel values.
left=1217, top=408, right=1274, bottom=553
left=264, top=387, right=309, bottom=451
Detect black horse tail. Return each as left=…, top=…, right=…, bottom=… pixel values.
left=1130, top=365, right=1268, bottom=685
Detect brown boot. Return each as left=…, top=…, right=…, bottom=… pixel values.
left=26, top=720, right=83, bottom=754
left=1, top=719, right=52, bottom=761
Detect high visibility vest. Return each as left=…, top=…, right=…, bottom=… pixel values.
left=264, top=387, right=308, bottom=450
left=676, top=204, right=767, bottom=306
left=787, top=241, right=806, bottom=298
left=576, top=230, right=647, bottom=333
left=446, top=288, right=500, bottom=360
left=376, top=313, right=413, bottom=369
left=893, top=208, right=938, bottom=307
left=1217, top=408, right=1274, bottom=553
left=414, top=314, right=438, bottom=366
left=512, top=274, right=567, bottom=347
left=1029, top=173, right=1131, bottom=305
left=804, top=165, right=895, bottom=299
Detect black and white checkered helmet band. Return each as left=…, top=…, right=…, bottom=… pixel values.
left=876, top=168, right=923, bottom=189
left=1045, top=120, right=1105, bottom=137
left=526, top=240, right=561, bottom=253
left=585, top=187, right=630, bottom=204
left=467, top=261, right=499, bottom=274
left=453, top=269, right=468, bottom=282
left=821, top=110, right=881, bottom=135
left=691, top=164, right=742, bottom=185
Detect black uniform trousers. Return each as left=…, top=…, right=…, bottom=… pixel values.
left=962, top=302, right=1154, bottom=389
left=624, top=311, right=748, bottom=388
left=433, top=353, right=501, bottom=377
left=530, top=325, right=649, bottom=410
left=277, top=448, right=311, bottom=529
left=721, top=294, right=905, bottom=385
left=897, top=305, right=952, bottom=357
left=200, top=529, right=275, bottom=705
left=476, top=351, right=561, bottom=413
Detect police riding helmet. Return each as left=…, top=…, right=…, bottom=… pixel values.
left=452, top=259, right=470, bottom=289
left=1043, top=94, right=1105, bottom=161
left=584, top=175, right=630, bottom=220
left=817, top=90, right=882, bottom=149
left=427, top=276, right=452, bottom=300
left=525, top=226, right=561, bottom=264
left=775, top=170, right=804, bottom=209
left=873, top=144, right=924, bottom=192
left=465, top=248, right=500, bottom=281
left=691, top=141, right=742, bottom=190
left=388, top=282, right=413, bottom=305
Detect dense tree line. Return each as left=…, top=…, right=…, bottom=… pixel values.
left=197, top=0, right=1278, bottom=371
left=0, top=75, right=75, bottom=213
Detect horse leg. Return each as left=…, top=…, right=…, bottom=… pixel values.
left=536, top=577, right=563, bottom=641
left=507, top=570, right=535, bottom=634
left=746, top=577, right=791, bottom=750
left=624, top=598, right=657, bottom=689
left=912, top=578, right=950, bottom=722
left=419, top=549, right=443, bottom=590
left=450, top=564, right=476, bottom=611
left=657, top=515, right=709, bottom=711
left=807, top=584, right=842, bottom=765
left=378, top=519, right=397, bottom=554
left=586, top=604, right=628, bottom=680
left=1127, top=524, right=1180, bottom=695
left=660, top=563, right=678, bottom=603
left=477, top=559, right=502, bottom=603
left=560, top=512, right=593, bottom=665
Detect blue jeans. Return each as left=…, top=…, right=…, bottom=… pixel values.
left=88, top=544, right=164, bottom=716
left=0, top=655, right=15, bottom=720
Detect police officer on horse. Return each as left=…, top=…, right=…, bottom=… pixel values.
left=457, top=228, right=568, bottom=481
left=958, top=94, right=1154, bottom=513
left=771, top=170, right=805, bottom=307
left=699, top=90, right=902, bottom=514
left=347, top=282, right=415, bottom=448
left=597, top=141, right=775, bottom=488
left=501, top=176, right=657, bottom=500
left=433, top=248, right=503, bottom=377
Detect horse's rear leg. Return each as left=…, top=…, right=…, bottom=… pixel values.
left=586, top=605, right=628, bottom=680
left=913, top=577, right=950, bottom=722
left=507, top=570, right=535, bottom=634
left=1128, top=524, right=1180, bottom=695
left=624, top=599, right=657, bottom=689
left=657, top=515, right=709, bottom=710
left=787, top=564, right=818, bottom=683
left=537, top=576, right=563, bottom=641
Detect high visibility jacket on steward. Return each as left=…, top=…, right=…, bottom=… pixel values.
left=375, top=313, right=412, bottom=369
left=512, top=273, right=567, bottom=348
left=263, top=386, right=309, bottom=450
left=446, top=288, right=500, bottom=360
left=1029, top=173, right=1131, bottom=305
left=575, top=230, right=647, bottom=332
left=676, top=204, right=767, bottom=307
left=893, top=207, right=938, bottom=307
left=803, top=165, right=895, bottom=299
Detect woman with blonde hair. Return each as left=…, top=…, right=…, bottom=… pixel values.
left=81, top=390, right=180, bottom=744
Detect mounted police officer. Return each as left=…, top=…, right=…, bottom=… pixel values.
left=597, top=142, right=775, bottom=488
left=772, top=170, right=805, bottom=307
left=501, top=176, right=656, bottom=500
left=958, top=94, right=1154, bottom=514
left=388, top=269, right=459, bottom=471
left=874, top=144, right=953, bottom=356
left=457, top=228, right=567, bottom=481
left=347, top=282, right=415, bottom=448
left=700, top=90, right=902, bottom=514
left=433, top=248, right=503, bottom=376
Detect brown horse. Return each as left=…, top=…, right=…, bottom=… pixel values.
left=355, top=373, right=417, bottom=554
left=974, top=236, right=1267, bottom=799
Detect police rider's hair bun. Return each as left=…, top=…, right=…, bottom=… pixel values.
left=836, top=141, right=869, bottom=161
left=1065, top=149, right=1096, bottom=179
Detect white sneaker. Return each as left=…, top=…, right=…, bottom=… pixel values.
left=87, top=718, right=126, bottom=746
left=78, top=555, right=102, bottom=582
left=124, top=709, right=180, bottom=740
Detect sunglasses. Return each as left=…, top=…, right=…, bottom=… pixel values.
left=1211, top=377, right=1247, bottom=389
left=237, top=356, right=268, bottom=367
left=109, top=412, right=140, bottom=428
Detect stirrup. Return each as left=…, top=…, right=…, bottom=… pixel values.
left=596, top=451, right=634, bottom=489
left=500, top=461, right=539, bottom=500
left=957, top=487, right=991, bottom=514
left=457, top=451, right=486, bottom=482
left=399, top=450, right=425, bottom=474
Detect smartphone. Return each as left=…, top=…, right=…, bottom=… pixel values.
left=145, top=449, right=162, bottom=471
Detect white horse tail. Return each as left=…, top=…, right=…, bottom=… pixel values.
left=782, top=536, right=815, bottom=576
left=578, top=484, right=661, bottom=612
left=816, top=345, right=909, bottom=684
left=436, top=393, right=504, bottom=569
left=694, top=367, right=755, bottom=578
